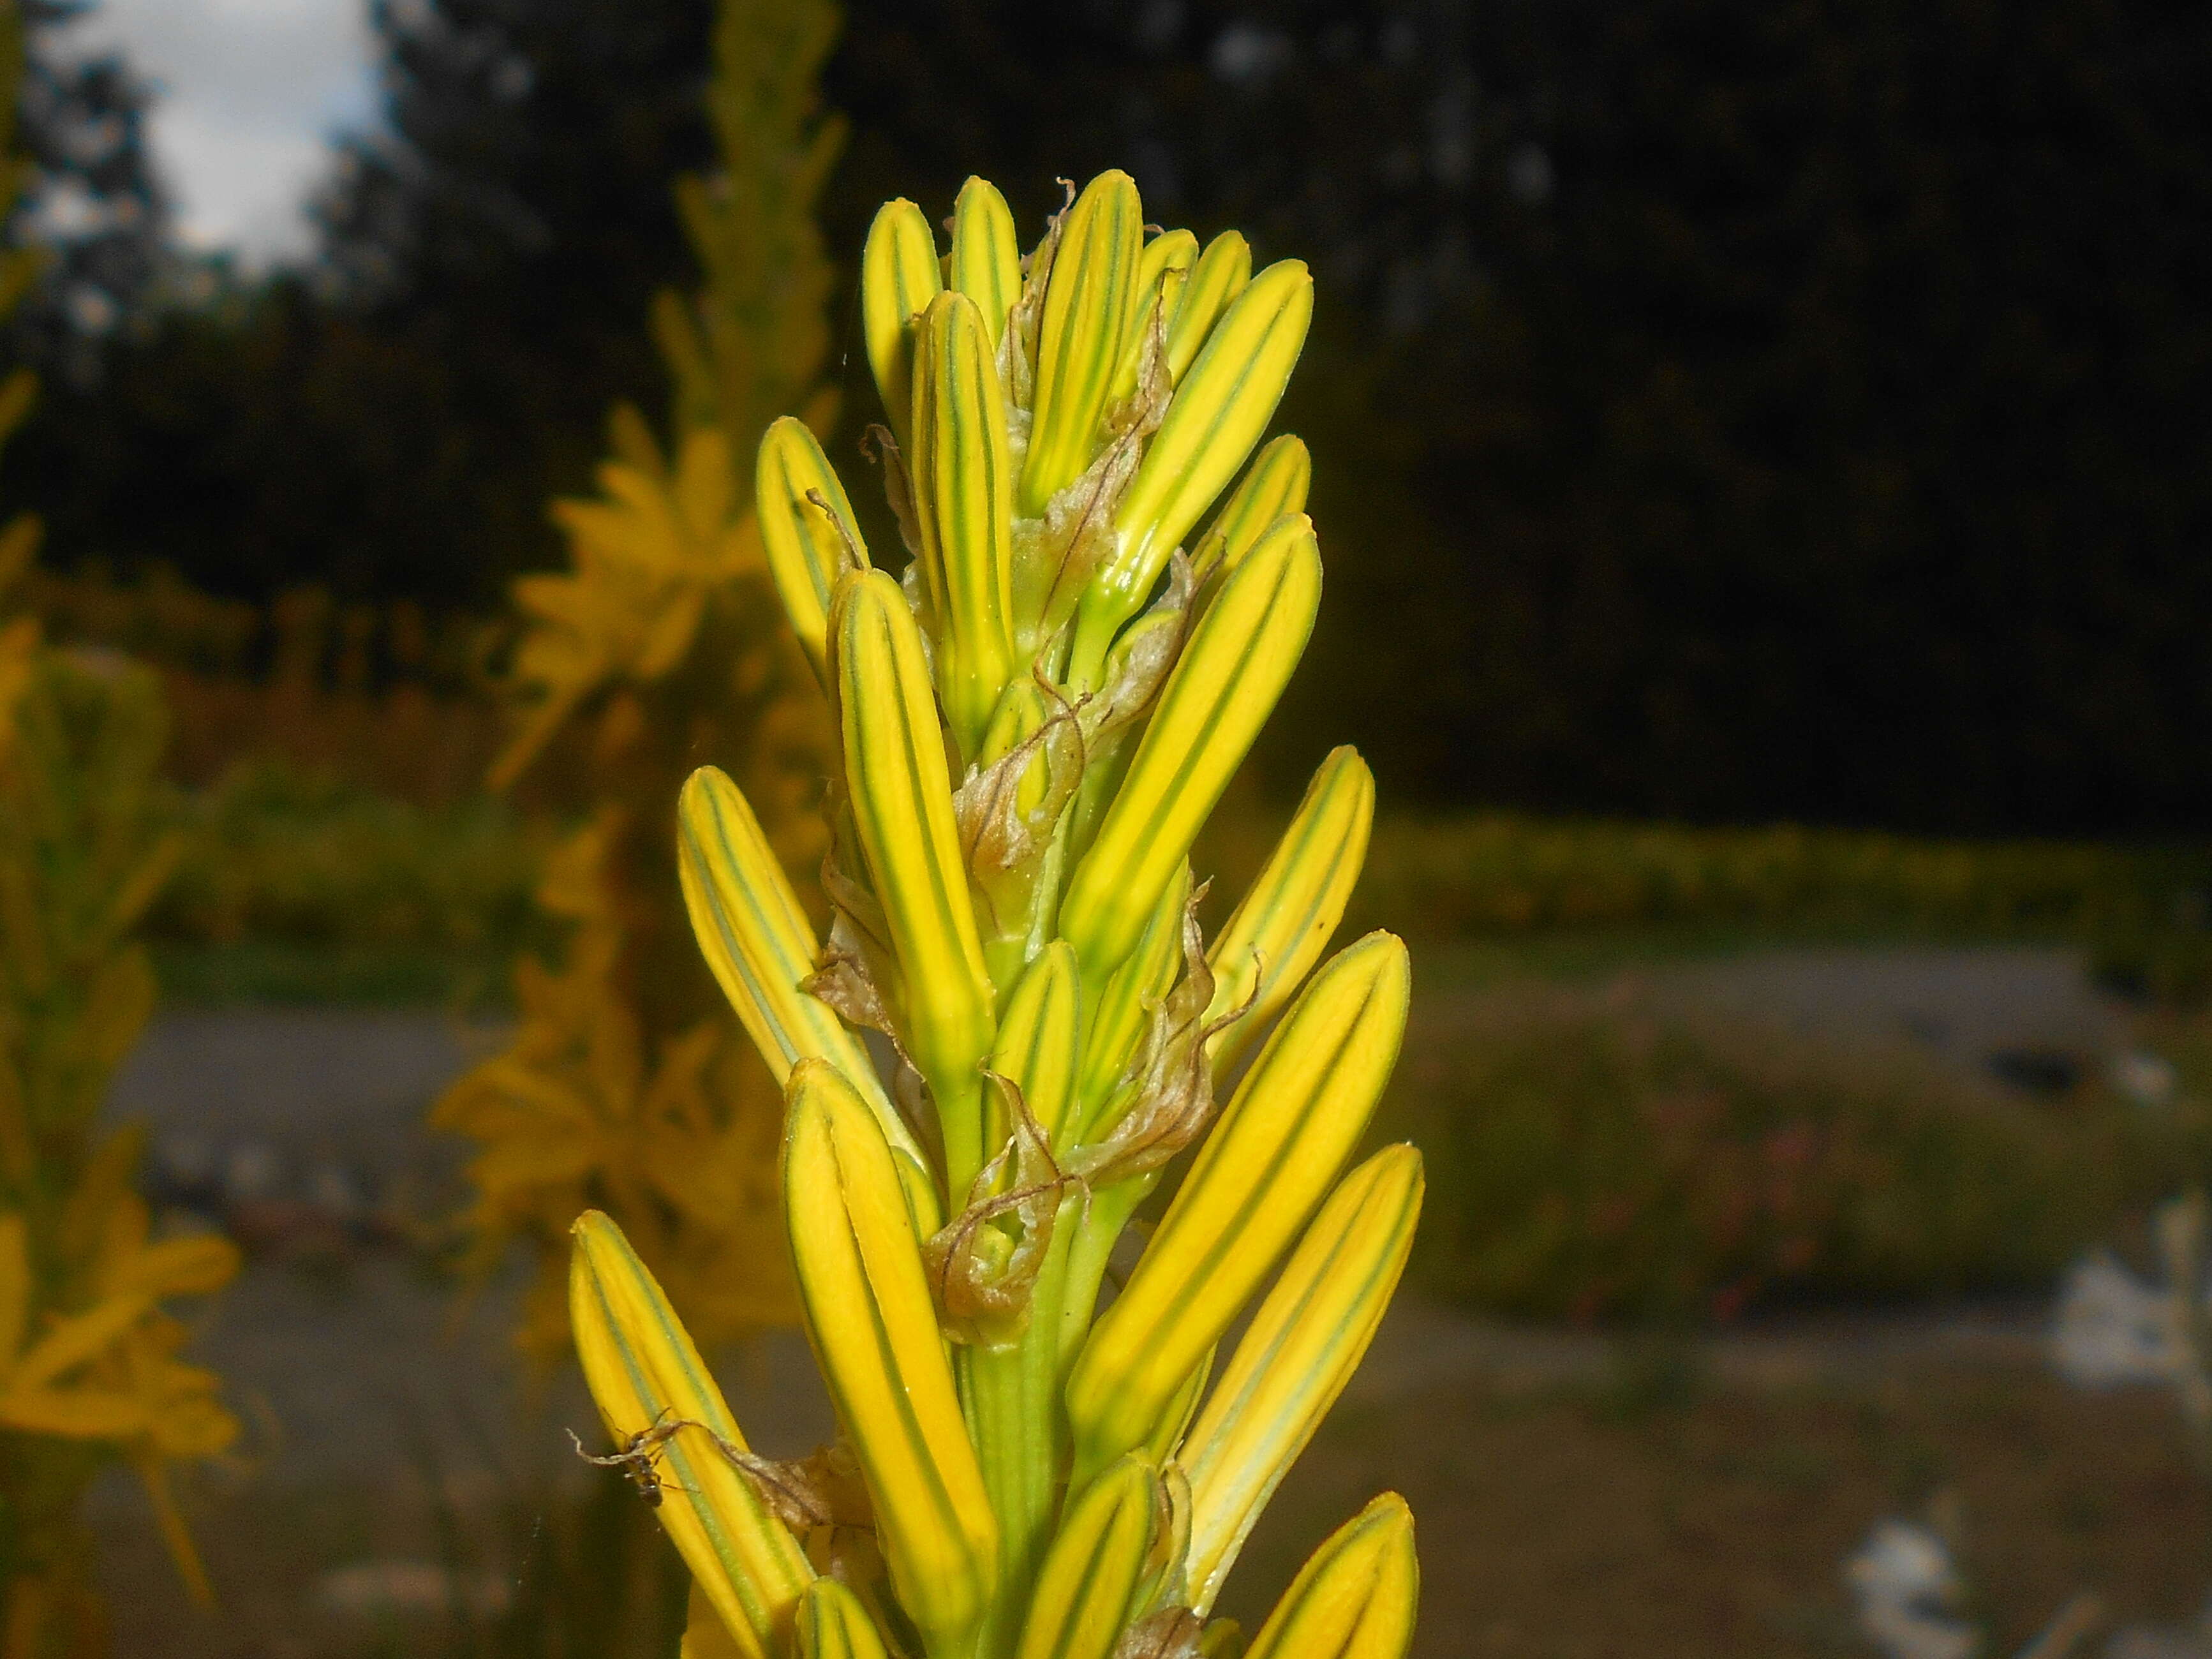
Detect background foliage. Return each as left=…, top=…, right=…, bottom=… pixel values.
left=0, top=0, right=2204, bottom=832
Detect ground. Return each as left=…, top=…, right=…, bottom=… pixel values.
left=82, top=944, right=2212, bottom=1657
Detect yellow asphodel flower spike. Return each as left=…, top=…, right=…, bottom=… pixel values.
left=783, top=1060, right=999, bottom=1657
left=757, top=417, right=869, bottom=682
left=584, top=172, right=1425, bottom=1659
left=676, top=766, right=917, bottom=1161
left=1181, top=1145, right=1425, bottom=1615
left=1205, top=745, right=1374, bottom=1075
left=862, top=198, right=943, bottom=447
left=1060, top=516, right=1322, bottom=979
left=1243, top=1494, right=1419, bottom=1659
left=833, top=569, right=997, bottom=1186
left=911, top=289, right=1019, bottom=761
left=569, top=1212, right=814, bottom=1659
left=1014, top=1453, right=1162, bottom=1659
left=793, top=1579, right=893, bottom=1659
left=1064, top=931, right=1411, bottom=1481
left=950, top=176, right=1021, bottom=351
left=1020, top=169, right=1143, bottom=514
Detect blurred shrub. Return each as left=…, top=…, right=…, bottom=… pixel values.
left=22, top=563, right=506, bottom=805
left=1383, top=979, right=2210, bottom=1321
left=1338, top=814, right=2167, bottom=938
left=151, top=757, right=542, bottom=954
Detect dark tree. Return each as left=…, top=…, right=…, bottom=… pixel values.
left=6, top=0, right=166, bottom=376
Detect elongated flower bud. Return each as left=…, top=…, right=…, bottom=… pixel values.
left=950, top=176, right=1021, bottom=350
left=1111, top=228, right=1199, bottom=403
left=570, top=1212, right=813, bottom=1658
left=834, top=570, right=997, bottom=1181
left=862, top=199, right=942, bottom=446
left=783, top=1060, right=999, bottom=1653
left=1065, top=932, right=1410, bottom=1478
left=792, top=1579, right=891, bottom=1659
left=677, top=766, right=915, bottom=1160
left=1205, top=746, right=1373, bottom=1075
left=1020, top=170, right=1143, bottom=514
left=1166, top=230, right=1252, bottom=385
left=1060, top=518, right=1321, bottom=980
left=757, top=417, right=868, bottom=683
left=1014, top=1454, right=1162, bottom=1659
left=1243, top=1494, right=1418, bottom=1659
left=1182, top=1146, right=1423, bottom=1613
left=990, top=941, right=1081, bottom=1147
left=911, top=290, right=1019, bottom=761
left=1075, top=861, right=1191, bottom=1140
left=1190, top=435, right=1311, bottom=598
left=1078, top=260, right=1314, bottom=667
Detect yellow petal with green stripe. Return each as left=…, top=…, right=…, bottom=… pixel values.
left=1060, top=517, right=1321, bottom=979
left=1020, top=170, right=1143, bottom=514
left=569, top=1211, right=813, bottom=1659
left=1064, top=932, right=1409, bottom=1480
left=833, top=569, right=997, bottom=1186
left=756, top=417, right=868, bottom=683
left=862, top=198, right=943, bottom=447
left=951, top=176, right=1021, bottom=350
left=677, top=766, right=914, bottom=1162
left=1182, top=1145, right=1423, bottom=1614
left=1081, top=260, right=1313, bottom=658
left=1014, top=1454, right=1160, bottom=1659
left=1074, top=860, right=1191, bottom=1140
left=1243, top=1494, right=1418, bottom=1659
left=990, top=941, right=1081, bottom=1147
left=1205, top=745, right=1372, bottom=1075
left=911, top=290, right=1019, bottom=761
left=1111, top=228, right=1199, bottom=404
left=792, top=1579, right=892, bottom=1659
left=783, top=1060, right=999, bottom=1655
left=1166, top=230, right=1253, bottom=384
left=1191, top=434, right=1310, bottom=597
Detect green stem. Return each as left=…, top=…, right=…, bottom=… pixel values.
left=959, top=1193, right=1082, bottom=1659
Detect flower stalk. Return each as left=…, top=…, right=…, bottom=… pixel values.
left=572, top=171, right=1421, bottom=1659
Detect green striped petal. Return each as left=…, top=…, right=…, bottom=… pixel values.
left=1165, top=231, right=1252, bottom=385
left=1078, top=260, right=1313, bottom=667
left=792, top=1579, right=891, bottom=1659
left=1205, top=745, right=1373, bottom=1075
left=911, top=290, right=1019, bottom=763
left=676, top=766, right=913, bottom=1161
left=862, top=198, right=943, bottom=448
left=1020, top=170, right=1143, bottom=514
left=990, top=941, right=1081, bottom=1148
left=1182, top=1146, right=1423, bottom=1614
left=1059, top=516, right=1321, bottom=981
left=1243, top=1495, right=1418, bottom=1659
left=755, top=417, right=868, bottom=683
left=569, top=1212, right=813, bottom=1659
left=833, top=569, right=997, bottom=1188
left=1190, top=434, right=1310, bottom=599
left=1074, top=860, right=1192, bottom=1142
left=784, top=1060, right=999, bottom=1656
left=1064, top=932, right=1410, bottom=1481
left=1111, top=228, right=1199, bottom=405
left=951, top=176, right=1021, bottom=351
left=1014, top=1454, right=1161, bottom=1659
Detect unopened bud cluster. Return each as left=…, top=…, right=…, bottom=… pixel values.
left=572, top=171, right=1422, bottom=1659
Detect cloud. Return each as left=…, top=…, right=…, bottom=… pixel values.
left=59, top=0, right=378, bottom=261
